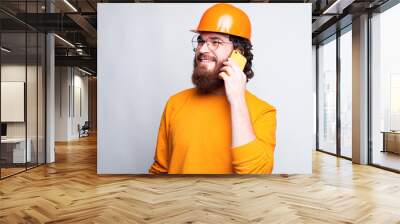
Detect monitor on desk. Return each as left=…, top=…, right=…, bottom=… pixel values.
left=1, top=123, right=7, bottom=138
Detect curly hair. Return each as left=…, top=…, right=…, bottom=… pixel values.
left=229, top=35, right=254, bottom=82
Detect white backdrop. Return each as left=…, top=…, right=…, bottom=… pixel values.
left=98, top=3, right=313, bottom=174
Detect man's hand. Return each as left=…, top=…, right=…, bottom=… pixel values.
left=219, top=58, right=247, bottom=104
left=219, top=58, right=255, bottom=148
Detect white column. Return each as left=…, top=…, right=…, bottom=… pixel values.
left=352, top=14, right=369, bottom=164
left=46, top=1, right=56, bottom=163
left=46, top=33, right=55, bottom=163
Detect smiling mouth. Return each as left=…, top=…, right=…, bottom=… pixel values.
left=198, top=59, right=215, bottom=64
left=197, top=58, right=217, bottom=68
left=197, top=54, right=216, bottom=64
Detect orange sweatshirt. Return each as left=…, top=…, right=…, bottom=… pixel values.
left=149, top=88, right=276, bottom=174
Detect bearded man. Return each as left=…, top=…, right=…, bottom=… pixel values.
left=149, top=3, right=276, bottom=174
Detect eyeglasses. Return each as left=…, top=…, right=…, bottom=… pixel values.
left=191, top=35, right=232, bottom=51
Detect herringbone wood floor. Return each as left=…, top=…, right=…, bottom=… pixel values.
left=0, top=134, right=400, bottom=224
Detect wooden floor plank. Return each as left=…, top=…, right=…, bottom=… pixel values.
left=0, top=134, right=399, bottom=223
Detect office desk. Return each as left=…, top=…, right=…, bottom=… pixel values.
left=1, top=138, right=32, bottom=163
left=381, top=131, right=400, bottom=154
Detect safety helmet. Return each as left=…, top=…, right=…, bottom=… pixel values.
left=191, top=3, right=252, bottom=41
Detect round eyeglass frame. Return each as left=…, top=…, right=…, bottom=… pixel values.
left=191, top=34, right=232, bottom=51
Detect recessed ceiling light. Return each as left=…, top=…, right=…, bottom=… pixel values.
left=78, top=67, right=93, bottom=76
left=54, top=34, right=75, bottom=48
left=322, top=0, right=354, bottom=15
left=1, top=47, right=11, bottom=53
left=63, top=0, right=78, bottom=12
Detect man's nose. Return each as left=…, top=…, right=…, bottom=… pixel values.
left=198, top=41, right=211, bottom=53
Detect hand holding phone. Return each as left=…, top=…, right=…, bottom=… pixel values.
left=219, top=50, right=248, bottom=103
left=229, top=50, right=247, bottom=71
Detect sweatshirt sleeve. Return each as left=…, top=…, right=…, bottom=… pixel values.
left=231, top=108, right=277, bottom=174
left=149, top=105, right=170, bottom=174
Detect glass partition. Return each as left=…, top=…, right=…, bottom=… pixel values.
left=0, top=1, right=46, bottom=179
left=0, top=31, right=28, bottom=177
left=317, top=36, right=337, bottom=155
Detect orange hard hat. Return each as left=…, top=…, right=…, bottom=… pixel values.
left=192, top=3, right=252, bottom=41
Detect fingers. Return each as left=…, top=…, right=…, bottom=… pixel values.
left=219, top=65, right=234, bottom=76
left=220, top=62, right=246, bottom=82
left=219, top=72, right=229, bottom=80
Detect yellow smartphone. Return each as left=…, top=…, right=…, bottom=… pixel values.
left=229, top=50, right=247, bottom=71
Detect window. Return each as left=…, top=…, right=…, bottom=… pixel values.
left=371, top=3, right=400, bottom=171
left=339, top=29, right=352, bottom=158
left=318, top=37, right=337, bottom=154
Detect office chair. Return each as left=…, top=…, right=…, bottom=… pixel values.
left=79, top=121, right=90, bottom=138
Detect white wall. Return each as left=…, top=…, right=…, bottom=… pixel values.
left=55, top=67, right=89, bottom=141
left=55, top=67, right=69, bottom=141
left=98, top=3, right=313, bottom=174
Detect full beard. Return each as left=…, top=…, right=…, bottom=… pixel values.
left=191, top=55, right=224, bottom=94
